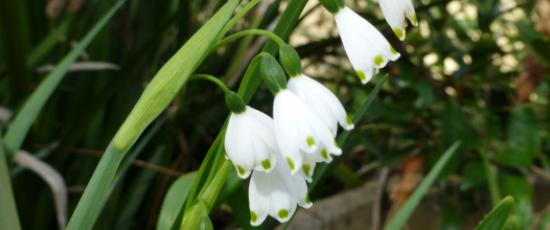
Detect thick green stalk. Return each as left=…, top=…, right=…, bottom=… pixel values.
left=66, top=1, right=240, bottom=229
left=0, top=137, right=21, bottom=230
left=3, top=0, right=128, bottom=161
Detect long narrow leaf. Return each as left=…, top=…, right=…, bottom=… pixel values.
left=474, top=196, right=515, bottom=230
left=384, top=142, right=461, bottom=230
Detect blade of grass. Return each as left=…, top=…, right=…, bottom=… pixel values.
left=3, top=0, right=128, bottom=160
left=0, top=137, right=21, bottom=230
left=384, top=141, right=461, bottom=230
left=474, top=196, right=514, bottom=230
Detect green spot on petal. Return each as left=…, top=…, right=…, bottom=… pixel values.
left=373, top=55, right=384, bottom=67
left=346, top=115, right=353, bottom=126
left=393, top=28, right=405, bottom=40
left=250, top=210, right=257, bottom=223
left=356, top=70, right=366, bottom=82
left=303, top=164, right=311, bottom=176
left=306, top=136, right=315, bottom=147
left=278, top=209, right=289, bottom=219
left=236, top=165, right=246, bottom=176
left=305, top=195, right=312, bottom=204
left=412, top=14, right=418, bottom=26
left=321, top=149, right=329, bottom=160
left=287, top=157, right=295, bottom=171
left=261, top=159, right=271, bottom=170
left=390, top=47, right=399, bottom=56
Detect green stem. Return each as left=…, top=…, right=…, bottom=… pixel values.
left=480, top=147, right=502, bottom=206
left=210, top=29, right=286, bottom=54
left=191, top=74, right=231, bottom=94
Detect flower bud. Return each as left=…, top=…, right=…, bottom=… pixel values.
left=278, top=44, right=302, bottom=77
left=260, top=54, right=287, bottom=94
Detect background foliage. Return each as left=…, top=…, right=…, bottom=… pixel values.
left=0, top=0, right=549, bottom=229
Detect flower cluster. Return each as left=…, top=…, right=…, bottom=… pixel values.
left=224, top=45, right=353, bottom=226
left=223, top=0, right=417, bottom=226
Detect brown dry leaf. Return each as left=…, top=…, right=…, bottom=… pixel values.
left=387, top=154, right=424, bottom=219
left=536, top=0, right=550, bottom=37
left=515, top=55, right=545, bottom=103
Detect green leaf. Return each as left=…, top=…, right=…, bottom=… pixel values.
left=461, top=161, right=486, bottom=190
left=3, top=0, right=128, bottom=160
left=180, top=201, right=214, bottom=230
left=497, top=105, right=540, bottom=167
left=474, top=196, right=514, bottom=230
left=0, top=137, right=21, bottom=230
left=384, top=142, right=461, bottom=230
left=157, top=172, right=197, bottom=230
left=499, top=173, right=533, bottom=229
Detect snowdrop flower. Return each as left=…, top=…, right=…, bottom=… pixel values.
left=379, top=0, right=418, bottom=41
left=335, top=7, right=401, bottom=84
left=248, top=155, right=312, bottom=226
left=225, top=105, right=278, bottom=179
left=273, top=89, right=342, bottom=174
left=287, top=74, right=354, bottom=134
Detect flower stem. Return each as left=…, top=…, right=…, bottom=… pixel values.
left=191, top=74, right=231, bottom=94
left=198, top=160, right=232, bottom=211
left=480, top=147, right=502, bottom=206
left=210, top=29, right=286, bottom=54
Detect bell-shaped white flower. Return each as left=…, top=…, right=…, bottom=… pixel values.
left=287, top=74, right=354, bottom=134
left=379, top=0, right=418, bottom=41
left=248, top=155, right=312, bottom=226
left=273, top=89, right=341, bottom=174
left=335, top=7, right=401, bottom=84
left=225, top=106, right=277, bottom=179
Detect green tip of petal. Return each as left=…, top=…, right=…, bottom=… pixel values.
left=250, top=210, right=258, bottom=223
left=390, top=47, right=399, bottom=56
left=287, top=157, right=296, bottom=171
left=412, top=14, right=419, bottom=26
left=278, top=209, right=289, bottom=219
left=374, top=55, right=384, bottom=67
left=305, top=195, right=312, bottom=204
left=321, top=149, right=329, bottom=160
left=334, top=140, right=340, bottom=148
left=306, top=136, right=315, bottom=147
left=356, top=70, right=367, bottom=82
left=346, top=115, right=353, bottom=126
left=261, top=159, right=271, bottom=170
left=236, top=165, right=246, bottom=176
left=393, top=28, right=405, bottom=41
left=303, top=164, right=311, bottom=176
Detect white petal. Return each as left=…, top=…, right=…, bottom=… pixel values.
left=249, top=172, right=270, bottom=226
left=288, top=75, right=354, bottom=132
left=335, top=7, right=400, bottom=84
left=379, top=0, right=418, bottom=40
left=225, top=113, right=254, bottom=178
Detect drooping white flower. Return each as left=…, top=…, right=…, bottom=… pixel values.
left=335, top=7, right=401, bottom=84
left=225, top=106, right=277, bottom=179
left=287, top=74, right=354, bottom=134
left=248, top=155, right=312, bottom=226
left=379, top=0, right=418, bottom=41
left=273, top=89, right=341, bottom=174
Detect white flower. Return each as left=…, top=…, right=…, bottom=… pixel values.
left=273, top=89, right=341, bottom=174
left=379, top=0, right=418, bottom=41
left=224, top=106, right=277, bottom=179
left=335, top=7, right=401, bottom=84
left=248, top=155, right=312, bottom=226
left=287, top=74, right=354, bottom=134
